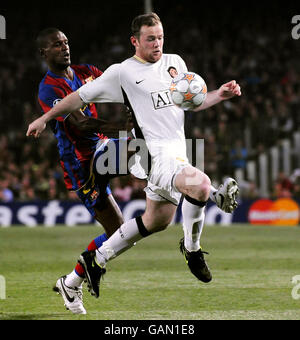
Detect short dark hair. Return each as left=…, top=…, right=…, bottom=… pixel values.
left=36, top=27, right=60, bottom=49
left=131, top=12, right=161, bottom=38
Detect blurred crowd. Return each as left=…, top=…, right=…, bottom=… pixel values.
left=1, top=2, right=300, bottom=202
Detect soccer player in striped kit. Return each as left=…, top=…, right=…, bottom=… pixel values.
left=34, top=28, right=138, bottom=314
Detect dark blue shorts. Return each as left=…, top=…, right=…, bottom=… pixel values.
left=76, top=138, right=128, bottom=217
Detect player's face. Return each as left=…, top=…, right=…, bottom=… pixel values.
left=43, top=31, right=71, bottom=69
left=133, top=24, right=164, bottom=63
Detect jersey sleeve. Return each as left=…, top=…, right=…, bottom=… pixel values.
left=87, top=64, right=103, bottom=78
left=78, top=64, right=124, bottom=104
left=38, top=84, right=68, bottom=121
left=176, top=54, right=188, bottom=73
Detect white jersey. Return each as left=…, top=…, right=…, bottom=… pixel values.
left=79, top=54, right=188, bottom=157
left=78, top=54, right=190, bottom=204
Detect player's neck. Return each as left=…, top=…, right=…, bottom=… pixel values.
left=49, top=66, right=73, bottom=80
left=133, top=53, right=162, bottom=64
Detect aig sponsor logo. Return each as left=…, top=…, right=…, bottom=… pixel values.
left=151, top=89, right=174, bottom=110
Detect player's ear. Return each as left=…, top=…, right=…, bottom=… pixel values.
left=39, top=48, right=46, bottom=58
left=130, top=35, right=139, bottom=48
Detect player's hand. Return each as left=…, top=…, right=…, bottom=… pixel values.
left=125, top=106, right=134, bottom=131
left=26, top=117, right=47, bottom=138
left=218, top=80, right=241, bottom=100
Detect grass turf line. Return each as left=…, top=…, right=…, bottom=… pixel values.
left=0, top=224, right=300, bottom=320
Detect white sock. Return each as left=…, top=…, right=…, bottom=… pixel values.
left=209, top=185, right=218, bottom=203
left=95, top=216, right=151, bottom=267
left=182, top=197, right=206, bottom=252
left=65, top=270, right=84, bottom=288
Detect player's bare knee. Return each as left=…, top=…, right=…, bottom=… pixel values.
left=196, top=178, right=211, bottom=202
left=179, top=170, right=211, bottom=201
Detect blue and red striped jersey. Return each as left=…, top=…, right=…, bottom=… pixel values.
left=38, top=64, right=105, bottom=191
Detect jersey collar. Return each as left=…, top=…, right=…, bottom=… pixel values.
left=133, top=55, right=148, bottom=64
left=47, top=67, right=74, bottom=81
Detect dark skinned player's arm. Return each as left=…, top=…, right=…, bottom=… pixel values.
left=66, top=110, right=136, bottom=167
left=66, top=109, right=133, bottom=138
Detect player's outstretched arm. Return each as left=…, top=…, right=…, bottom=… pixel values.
left=26, top=91, right=84, bottom=138
left=194, top=80, right=241, bottom=111
left=67, top=109, right=132, bottom=137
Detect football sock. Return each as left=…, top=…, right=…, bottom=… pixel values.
left=182, top=196, right=206, bottom=252
left=95, top=216, right=151, bottom=267
left=65, top=233, right=108, bottom=288
left=86, top=233, right=108, bottom=251
left=64, top=270, right=84, bottom=288
left=209, top=185, right=218, bottom=203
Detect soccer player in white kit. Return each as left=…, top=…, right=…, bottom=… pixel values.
left=27, top=13, right=241, bottom=303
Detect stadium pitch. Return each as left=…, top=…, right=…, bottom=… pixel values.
left=0, top=224, right=300, bottom=320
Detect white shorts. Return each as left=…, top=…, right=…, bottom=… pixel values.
left=144, top=155, right=190, bottom=205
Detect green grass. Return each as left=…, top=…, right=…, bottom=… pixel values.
left=0, top=224, right=300, bottom=320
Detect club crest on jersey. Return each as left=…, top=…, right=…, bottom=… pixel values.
left=90, top=189, right=99, bottom=201
left=85, top=76, right=94, bottom=83
left=167, top=66, right=178, bottom=78
left=151, top=90, right=174, bottom=110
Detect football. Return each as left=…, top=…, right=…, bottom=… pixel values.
left=170, top=72, right=207, bottom=110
